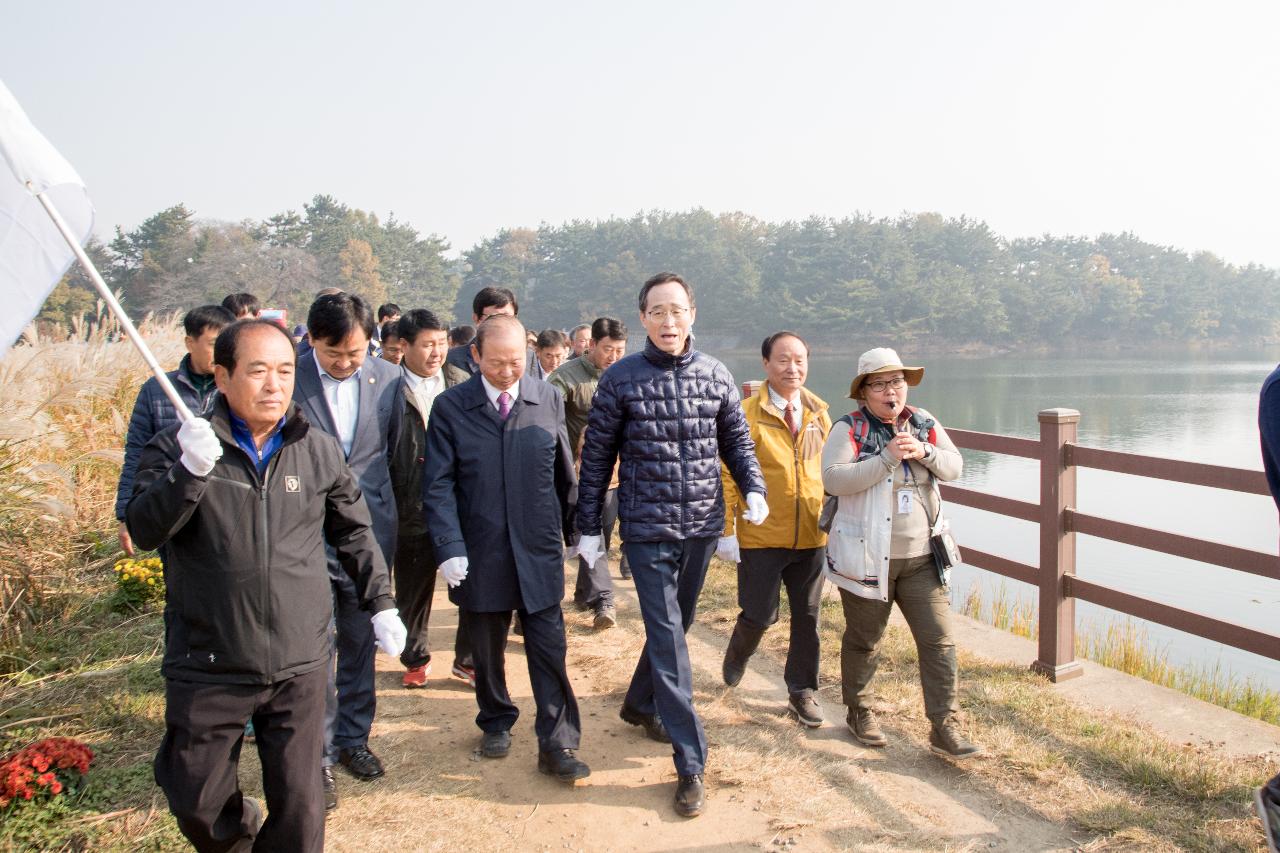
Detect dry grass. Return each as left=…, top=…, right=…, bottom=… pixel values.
left=962, top=583, right=1280, bottom=726
left=699, top=559, right=1273, bottom=851
left=0, top=321, right=188, bottom=850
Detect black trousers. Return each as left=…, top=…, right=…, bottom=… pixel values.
left=393, top=531, right=474, bottom=670
left=736, top=546, right=825, bottom=696
left=461, top=604, right=581, bottom=751
left=154, top=666, right=326, bottom=853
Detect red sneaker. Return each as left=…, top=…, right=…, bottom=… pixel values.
left=451, top=662, right=476, bottom=689
left=402, top=662, right=431, bottom=688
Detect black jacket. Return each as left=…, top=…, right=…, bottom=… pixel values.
left=577, top=338, right=765, bottom=543
left=422, top=374, right=576, bottom=613
left=127, top=398, right=394, bottom=685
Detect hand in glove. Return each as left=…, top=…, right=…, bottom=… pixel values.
left=371, top=608, right=408, bottom=658
left=742, top=492, right=770, bottom=526
left=576, top=534, right=604, bottom=568
left=177, top=417, right=222, bottom=476
left=716, top=535, right=740, bottom=563
left=440, top=556, right=469, bottom=588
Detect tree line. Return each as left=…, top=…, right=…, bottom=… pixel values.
left=40, top=199, right=1280, bottom=348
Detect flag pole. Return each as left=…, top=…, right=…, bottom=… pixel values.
left=31, top=186, right=194, bottom=423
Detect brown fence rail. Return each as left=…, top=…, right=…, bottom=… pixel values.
left=943, top=408, right=1280, bottom=681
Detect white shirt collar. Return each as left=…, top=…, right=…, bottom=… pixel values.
left=767, top=383, right=802, bottom=411
left=403, top=368, right=443, bottom=392
left=315, top=354, right=362, bottom=384
left=480, top=375, right=519, bottom=409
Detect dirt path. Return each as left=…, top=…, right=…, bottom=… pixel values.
left=301, top=567, right=1080, bottom=853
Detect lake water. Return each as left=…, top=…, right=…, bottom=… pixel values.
left=714, top=346, right=1280, bottom=691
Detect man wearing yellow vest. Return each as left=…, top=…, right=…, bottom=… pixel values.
left=719, top=331, right=832, bottom=726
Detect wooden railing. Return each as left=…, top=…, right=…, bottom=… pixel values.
left=941, top=408, right=1280, bottom=681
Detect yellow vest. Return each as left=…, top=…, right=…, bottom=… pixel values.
left=721, top=384, right=831, bottom=550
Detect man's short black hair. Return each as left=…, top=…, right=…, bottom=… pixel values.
left=472, top=286, right=518, bottom=318
left=473, top=315, right=525, bottom=355
left=591, top=317, right=627, bottom=342
left=380, top=321, right=400, bottom=343
left=761, top=330, right=809, bottom=360
left=536, top=328, right=569, bottom=350
left=221, top=292, right=261, bottom=318
left=450, top=325, right=475, bottom=346
left=398, top=309, right=448, bottom=345
left=638, top=272, right=694, bottom=312
left=377, top=302, right=401, bottom=321
left=307, top=292, right=376, bottom=345
left=214, top=319, right=296, bottom=375
left=184, top=305, right=237, bottom=338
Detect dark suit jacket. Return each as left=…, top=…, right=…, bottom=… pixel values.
left=422, top=374, right=576, bottom=613
left=292, top=351, right=402, bottom=564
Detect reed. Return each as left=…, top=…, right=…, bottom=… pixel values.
left=961, top=581, right=1280, bottom=725
left=0, top=311, right=183, bottom=653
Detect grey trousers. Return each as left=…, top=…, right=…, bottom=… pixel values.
left=574, top=487, right=618, bottom=608
left=838, top=554, right=958, bottom=725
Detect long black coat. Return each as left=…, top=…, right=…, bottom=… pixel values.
left=423, top=374, right=576, bottom=613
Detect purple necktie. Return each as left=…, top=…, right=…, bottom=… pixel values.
left=498, top=391, right=511, bottom=421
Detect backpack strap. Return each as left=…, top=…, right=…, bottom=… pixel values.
left=837, top=410, right=877, bottom=460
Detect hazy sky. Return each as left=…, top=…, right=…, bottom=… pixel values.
left=4, top=2, right=1278, bottom=265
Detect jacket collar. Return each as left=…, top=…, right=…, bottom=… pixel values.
left=210, top=396, right=309, bottom=448
left=641, top=337, right=695, bottom=370
left=757, top=383, right=829, bottom=421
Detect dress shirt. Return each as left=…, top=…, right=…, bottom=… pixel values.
left=404, top=368, right=444, bottom=424
left=767, top=383, right=802, bottom=414
left=316, top=358, right=362, bottom=457
left=480, top=375, right=520, bottom=412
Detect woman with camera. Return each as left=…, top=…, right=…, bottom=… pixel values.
left=820, top=347, right=982, bottom=759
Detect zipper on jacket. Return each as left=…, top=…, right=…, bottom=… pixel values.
left=674, top=364, right=685, bottom=532
left=792, top=421, right=802, bottom=550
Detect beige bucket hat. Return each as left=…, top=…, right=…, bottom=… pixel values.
left=848, top=347, right=924, bottom=399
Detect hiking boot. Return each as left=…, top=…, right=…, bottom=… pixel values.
left=788, top=693, right=824, bottom=728
left=674, top=773, right=705, bottom=817
left=929, top=718, right=983, bottom=759
left=846, top=707, right=887, bottom=747
left=593, top=604, right=616, bottom=630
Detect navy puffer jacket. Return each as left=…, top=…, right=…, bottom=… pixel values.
left=577, top=338, right=765, bottom=542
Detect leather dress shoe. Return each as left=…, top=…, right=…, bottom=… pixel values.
left=675, top=773, right=705, bottom=817
left=338, top=746, right=384, bottom=780
left=537, top=748, right=591, bottom=783
left=321, top=766, right=338, bottom=811
left=481, top=730, right=511, bottom=758
left=619, top=704, right=672, bottom=744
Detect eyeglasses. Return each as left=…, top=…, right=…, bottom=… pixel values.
left=645, top=307, right=691, bottom=321
left=865, top=377, right=906, bottom=393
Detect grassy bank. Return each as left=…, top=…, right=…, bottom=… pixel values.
left=697, top=560, right=1273, bottom=851
left=961, top=583, right=1280, bottom=726
left=0, top=323, right=187, bottom=849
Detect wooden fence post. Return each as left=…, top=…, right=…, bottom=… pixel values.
left=1031, top=408, right=1084, bottom=682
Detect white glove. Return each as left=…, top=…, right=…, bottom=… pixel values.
left=742, top=492, right=770, bottom=526
left=576, top=534, right=604, bottom=568
left=716, top=535, right=740, bottom=563
left=177, top=417, right=222, bottom=476
left=440, top=556, right=469, bottom=588
left=371, top=607, right=408, bottom=658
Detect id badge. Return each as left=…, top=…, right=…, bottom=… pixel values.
left=896, top=489, right=914, bottom=515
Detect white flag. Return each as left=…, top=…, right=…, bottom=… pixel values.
left=0, top=78, right=95, bottom=350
